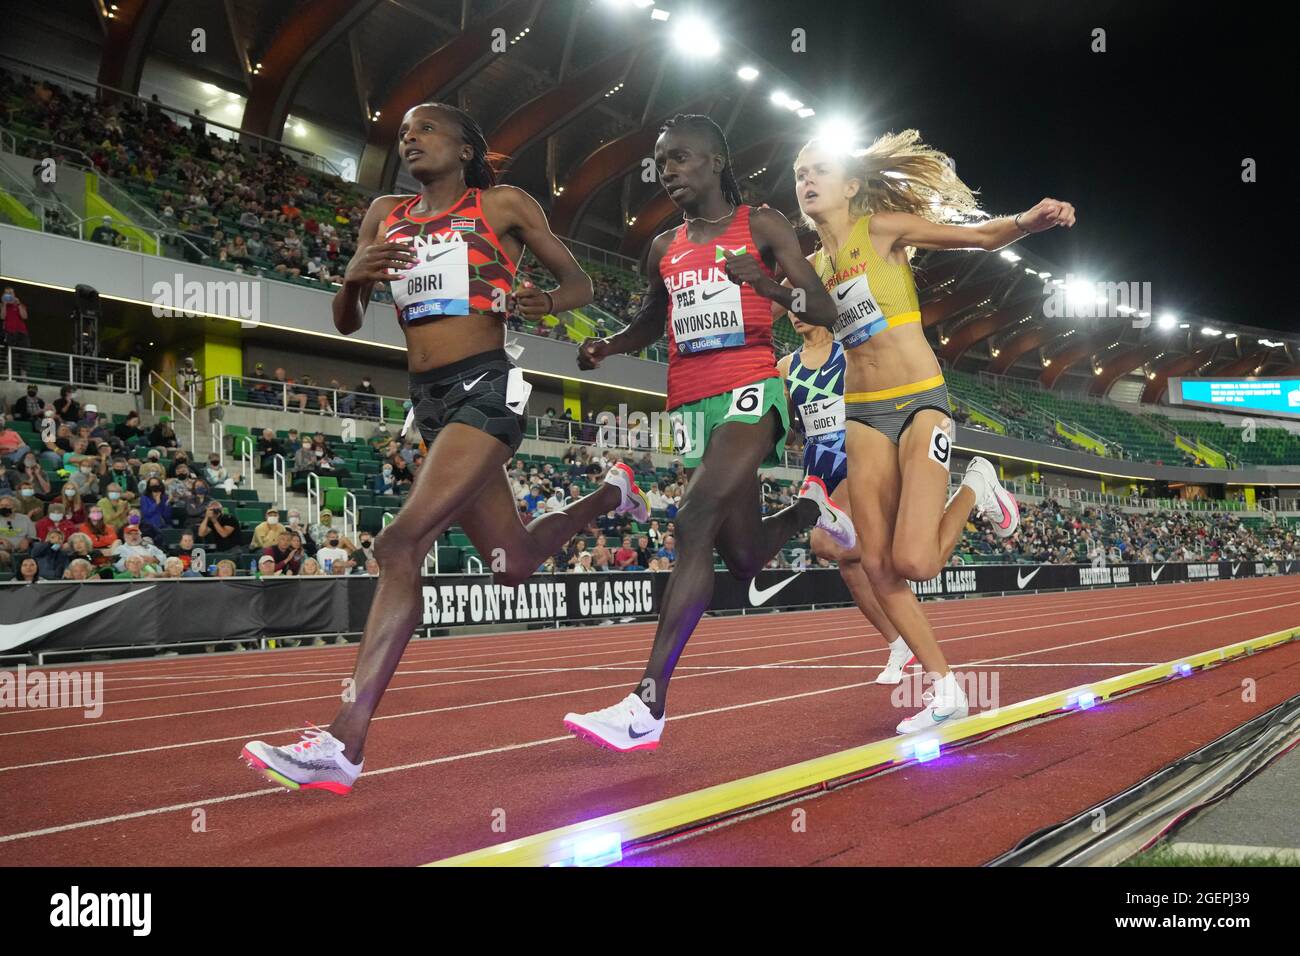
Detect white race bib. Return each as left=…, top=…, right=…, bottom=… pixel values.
left=504, top=366, right=532, bottom=415
left=391, top=236, right=470, bottom=320
left=830, top=276, right=887, bottom=348
left=670, top=280, right=745, bottom=355
left=726, top=382, right=765, bottom=418
left=800, top=397, right=845, bottom=438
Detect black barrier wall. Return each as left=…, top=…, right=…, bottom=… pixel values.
left=2, top=561, right=1297, bottom=654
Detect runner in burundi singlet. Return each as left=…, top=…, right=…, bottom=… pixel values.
left=241, top=103, right=650, bottom=794
left=563, top=113, right=856, bottom=754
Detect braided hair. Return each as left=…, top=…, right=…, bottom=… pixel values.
left=410, top=102, right=509, bottom=188
left=659, top=113, right=744, bottom=207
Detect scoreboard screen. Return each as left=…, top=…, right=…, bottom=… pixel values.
left=1169, top=377, right=1300, bottom=420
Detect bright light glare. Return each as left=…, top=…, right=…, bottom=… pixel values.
left=673, top=16, right=718, bottom=55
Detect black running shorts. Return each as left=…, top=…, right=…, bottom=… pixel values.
left=408, top=349, right=528, bottom=453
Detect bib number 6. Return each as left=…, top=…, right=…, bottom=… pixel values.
left=727, top=383, right=763, bottom=418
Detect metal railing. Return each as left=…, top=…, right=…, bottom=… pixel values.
left=271, top=454, right=288, bottom=510
left=2, top=346, right=140, bottom=393
left=206, top=374, right=397, bottom=422
left=146, top=371, right=196, bottom=453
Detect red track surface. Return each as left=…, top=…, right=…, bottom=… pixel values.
left=1, top=576, right=1298, bottom=866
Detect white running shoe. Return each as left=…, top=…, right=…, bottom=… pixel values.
left=798, top=475, right=856, bottom=550
left=241, top=726, right=362, bottom=795
left=875, top=637, right=917, bottom=685
left=604, top=462, right=650, bottom=523
left=564, top=693, right=664, bottom=752
left=963, top=457, right=1019, bottom=539
left=896, top=673, right=969, bottom=735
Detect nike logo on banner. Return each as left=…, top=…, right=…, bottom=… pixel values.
left=748, top=573, right=803, bottom=607
left=836, top=281, right=861, bottom=301
left=1232, top=563, right=1241, bottom=576
left=1017, top=567, right=1041, bottom=589
left=462, top=372, right=488, bottom=392
left=701, top=288, right=726, bottom=300
left=670, top=251, right=690, bottom=264
left=1151, top=564, right=1165, bottom=581
left=424, top=248, right=455, bottom=263
left=0, top=587, right=156, bottom=652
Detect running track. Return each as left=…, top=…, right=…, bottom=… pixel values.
left=1, top=576, right=1298, bottom=866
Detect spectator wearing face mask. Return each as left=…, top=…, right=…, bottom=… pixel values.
left=165, top=462, right=194, bottom=509
left=13, top=385, right=45, bottom=422
left=250, top=507, right=283, bottom=550
left=53, top=385, right=80, bottom=424
left=96, top=482, right=129, bottom=528
left=203, top=453, right=239, bottom=494
left=350, top=532, right=375, bottom=567
left=139, top=478, right=173, bottom=534
left=373, top=461, right=396, bottom=494
left=348, top=376, right=380, bottom=419
left=315, top=530, right=352, bottom=574
left=78, top=505, right=118, bottom=553
left=137, top=449, right=166, bottom=485
left=35, top=500, right=76, bottom=542
left=196, top=499, right=238, bottom=549
left=31, top=527, right=70, bottom=579
left=111, top=523, right=167, bottom=571
left=291, top=436, right=317, bottom=481
left=69, top=455, right=102, bottom=499
left=13, top=480, right=43, bottom=519
left=0, top=494, right=35, bottom=566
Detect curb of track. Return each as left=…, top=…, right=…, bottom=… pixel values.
left=423, top=623, right=1300, bottom=867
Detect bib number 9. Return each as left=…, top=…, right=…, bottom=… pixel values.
left=929, top=425, right=952, bottom=470
left=727, top=383, right=763, bottom=418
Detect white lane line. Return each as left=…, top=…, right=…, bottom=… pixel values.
left=0, top=680, right=876, bottom=845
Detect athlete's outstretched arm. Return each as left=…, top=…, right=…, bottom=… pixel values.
left=733, top=207, right=836, bottom=328
left=872, top=196, right=1076, bottom=254
left=333, top=195, right=411, bottom=335
left=577, top=231, right=670, bottom=369
left=495, top=185, right=593, bottom=314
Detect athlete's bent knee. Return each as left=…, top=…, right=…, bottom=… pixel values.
left=373, top=523, right=423, bottom=570
left=891, top=543, right=940, bottom=583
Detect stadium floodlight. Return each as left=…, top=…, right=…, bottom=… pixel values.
left=1037, top=272, right=1052, bottom=279
left=1224, top=333, right=1237, bottom=340
left=1157, top=313, right=1178, bottom=329
left=673, top=16, right=718, bottom=55
left=1179, top=323, right=1190, bottom=329
left=632, top=0, right=655, bottom=7
left=737, top=66, right=759, bottom=81
left=999, top=250, right=1021, bottom=262
left=796, top=108, right=815, bottom=119
left=650, top=7, right=670, bottom=19
left=814, top=118, right=858, bottom=156
left=201, top=82, right=221, bottom=95
left=770, top=90, right=791, bottom=107
left=1024, top=267, right=1038, bottom=275
left=1201, top=327, right=1221, bottom=336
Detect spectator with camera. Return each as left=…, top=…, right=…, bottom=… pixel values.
left=196, top=499, right=238, bottom=550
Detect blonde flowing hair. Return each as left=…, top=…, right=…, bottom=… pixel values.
left=796, top=129, right=985, bottom=248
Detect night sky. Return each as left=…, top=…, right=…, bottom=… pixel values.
left=721, top=0, right=1285, bottom=331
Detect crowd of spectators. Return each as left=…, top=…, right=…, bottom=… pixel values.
left=954, top=499, right=1299, bottom=566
